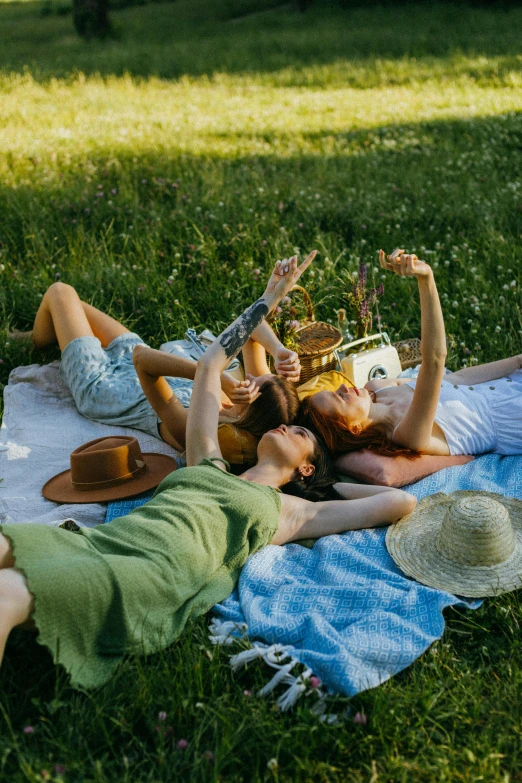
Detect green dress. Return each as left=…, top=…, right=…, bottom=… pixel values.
left=2, top=459, right=280, bottom=689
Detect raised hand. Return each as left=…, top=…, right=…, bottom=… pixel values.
left=273, top=345, right=301, bottom=382
left=221, top=372, right=261, bottom=405
left=263, top=251, right=317, bottom=303
left=379, top=248, right=432, bottom=278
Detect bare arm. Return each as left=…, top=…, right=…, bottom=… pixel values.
left=186, top=253, right=316, bottom=469
left=133, top=346, right=196, bottom=449
left=447, top=354, right=522, bottom=385
left=383, top=250, right=448, bottom=453
left=244, top=320, right=301, bottom=382
left=272, top=486, right=417, bottom=545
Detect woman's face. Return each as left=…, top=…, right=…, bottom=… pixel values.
left=311, top=384, right=372, bottom=428
left=258, top=423, right=317, bottom=475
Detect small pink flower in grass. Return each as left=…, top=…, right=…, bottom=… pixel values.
left=243, top=689, right=252, bottom=697
left=23, top=725, right=35, bottom=734
left=309, top=676, right=321, bottom=689
left=288, top=320, right=300, bottom=330
left=298, top=222, right=304, bottom=228
left=361, top=224, right=367, bottom=229
left=177, top=739, right=188, bottom=750
left=278, top=201, right=284, bottom=211
left=54, top=764, right=66, bottom=774
left=158, top=711, right=167, bottom=721
left=111, top=188, right=117, bottom=195
left=167, top=280, right=173, bottom=285
left=253, top=268, right=261, bottom=276
left=262, top=240, right=268, bottom=246
left=0, top=359, right=4, bottom=364
left=203, top=750, right=214, bottom=763
left=354, top=712, right=367, bottom=725
left=55, top=272, right=61, bottom=279
left=275, top=306, right=282, bottom=314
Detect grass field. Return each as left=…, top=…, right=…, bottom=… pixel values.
left=1, top=1, right=522, bottom=780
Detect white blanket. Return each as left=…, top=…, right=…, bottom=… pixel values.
left=0, top=362, right=179, bottom=528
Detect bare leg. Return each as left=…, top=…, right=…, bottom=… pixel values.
left=28, top=283, right=129, bottom=352
left=0, top=534, right=14, bottom=570
left=80, top=301, right=130, bottom=348
left=0, top=569, right=34, bottom=667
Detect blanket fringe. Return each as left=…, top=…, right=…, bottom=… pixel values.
left=208, top=618, right=325, bottom=711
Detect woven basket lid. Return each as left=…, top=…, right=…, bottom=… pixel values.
left=296, top=322, right=343, bottom=358
left=386, top=491, right=522, bottom=597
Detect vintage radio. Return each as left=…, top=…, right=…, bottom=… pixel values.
left=339, top=333, right=402, bottom=388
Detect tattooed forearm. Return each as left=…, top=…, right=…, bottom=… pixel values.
left=219, top=298, right=269, bottom=360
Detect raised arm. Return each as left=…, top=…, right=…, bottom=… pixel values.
left=186, top=252, right=316, bottom=468
left=272, top=484, right=417, bottom=544
left=245, top=320, right=302, bottom=382
left=382, top=250, right=448, bottom=453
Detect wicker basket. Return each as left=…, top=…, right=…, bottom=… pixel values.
left=394, top=337, right=422, bottom=370
left=291, top=286, right=343, bottom=384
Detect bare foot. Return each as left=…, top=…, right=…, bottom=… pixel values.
left=8, top=329, right=33, bottom=343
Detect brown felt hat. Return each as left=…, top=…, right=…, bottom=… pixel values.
left=42, top=436, right=178, bottom=504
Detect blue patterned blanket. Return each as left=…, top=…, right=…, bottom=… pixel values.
left=106, top=454, right=521, bottom=699
left=210, top=454, right=522, bottom=698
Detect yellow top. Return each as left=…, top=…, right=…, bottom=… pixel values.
left=297, top=370, right=352, bottom=400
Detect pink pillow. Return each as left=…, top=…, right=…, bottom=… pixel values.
left=335, top=450, right=474, bottom=488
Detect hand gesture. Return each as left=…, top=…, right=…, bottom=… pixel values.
left=221, top=372, right=261, bottom=405
left=379, top=248, right=432, bottom=278
left=273, top=345, right=301, bottom=383
left=263, top=251, right=316, bottom=303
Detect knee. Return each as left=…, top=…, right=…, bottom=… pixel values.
left=0, top=570, right=33, bottom=628
left=45, top=281, right=79, bottom=303
left=0, top=534, right=14, bottom=570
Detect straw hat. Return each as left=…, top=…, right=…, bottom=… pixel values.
left=42, top=436, right=178, bottom=504
left=386, top=491, right=522, bottom=597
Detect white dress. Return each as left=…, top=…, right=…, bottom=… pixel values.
left=405, top=369, right=522, bottom=456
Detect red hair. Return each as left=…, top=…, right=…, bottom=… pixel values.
left=298, top=395, right=419, bottom=460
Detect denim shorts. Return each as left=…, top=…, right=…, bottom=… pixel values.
left=60, top=333, right=193, bottom=439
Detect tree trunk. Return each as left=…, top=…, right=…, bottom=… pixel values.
left=73, top=0, right=111, bottom=39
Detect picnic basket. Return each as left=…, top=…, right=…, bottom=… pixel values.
left=393, top=337, right=422, bottom=370
left=291, top=286, right=343, bottom=384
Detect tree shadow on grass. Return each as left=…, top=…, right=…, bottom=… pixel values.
left=0, top=112, right=521, bottom=782
left=1, top=1, right=522, bottom=84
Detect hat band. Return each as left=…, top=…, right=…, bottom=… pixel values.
left=72, top=463, right=147, bottom=492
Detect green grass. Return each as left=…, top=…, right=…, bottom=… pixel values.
left=1, top=1, right=522, bottom=780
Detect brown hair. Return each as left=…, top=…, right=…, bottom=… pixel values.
left=235, top=376, right=300, bottom=438
left=297, top=395, right=419, bottom=460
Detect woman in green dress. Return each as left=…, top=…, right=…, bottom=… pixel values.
left=0, top=252, right=416, bottom=689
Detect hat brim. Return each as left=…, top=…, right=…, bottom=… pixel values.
left=42, top=453, right=178, bottom=504
left=386, top=491, right=522, bottom=598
